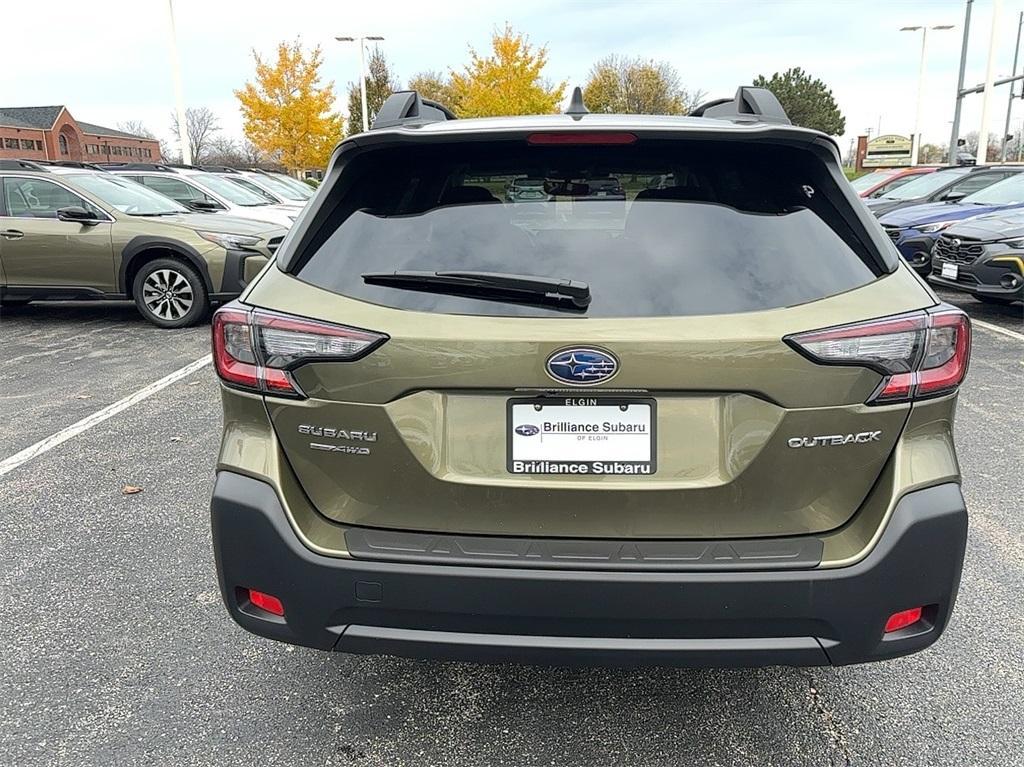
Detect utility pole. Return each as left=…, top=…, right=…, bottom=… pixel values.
left=949, top=0, right=973, bottom=164
left=165, top=0, right=191, bottom=164
left=978, top=0, right=1003, bottom=164
left=1001, top=12, right=1024, bottom=163
left=335, top=36, right=385, bottom=132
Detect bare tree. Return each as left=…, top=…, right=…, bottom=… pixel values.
left=241, top=139, right=266, bottom=167
left=159, top=140, right=180, bottom=164
left=203, top=136, right=243, bottom=166
left=116, top=120, right=156, bottom=139
left=169, top=107, right=221, bottom=164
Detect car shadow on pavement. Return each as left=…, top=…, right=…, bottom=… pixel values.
left=0, top=301, right=149, bottom=327
left=276, top=652, right=844, bottom=764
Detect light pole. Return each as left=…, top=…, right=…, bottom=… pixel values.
left=901, top=24, right=954, bottom=166
left=335, top=35, right=385, bottom=132
left=165, top=0, right=192, bottom=164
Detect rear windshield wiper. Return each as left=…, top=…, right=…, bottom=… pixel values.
left=362, top=270, right=591, bottom=311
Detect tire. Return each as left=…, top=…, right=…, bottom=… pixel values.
left=0, top=297, right=30, bottom=308
left=132, top=258, right=209, bottom=328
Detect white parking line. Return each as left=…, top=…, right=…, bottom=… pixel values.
left=973, top=319, right=1024, bottom=342
left=0, top=354, right=212, bottom=478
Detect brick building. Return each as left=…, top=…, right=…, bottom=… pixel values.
left=0, top=106, right=161, bottom=163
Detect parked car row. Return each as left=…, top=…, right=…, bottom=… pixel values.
left=0, top=159, right=298, bottom=326
left=860, top=164, right=1024, bottom=305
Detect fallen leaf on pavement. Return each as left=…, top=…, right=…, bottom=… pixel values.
left=122, top=485, right=144, bottom=495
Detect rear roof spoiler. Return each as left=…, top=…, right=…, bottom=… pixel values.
left=690, top=87, right=791, bottom=125
left=371, top=91, right=458, bottom=130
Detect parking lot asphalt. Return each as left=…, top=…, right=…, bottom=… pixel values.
left=1, top=290, right=1021, bottom=767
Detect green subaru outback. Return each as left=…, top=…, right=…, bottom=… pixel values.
left=210, top=89, right=971, bottom=667
left=0, top=160, right=286, bottom=327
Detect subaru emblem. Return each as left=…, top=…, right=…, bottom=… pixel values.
left=514, top=424, right=540, bottom=437
left=545, top=347, right=619, bottom=386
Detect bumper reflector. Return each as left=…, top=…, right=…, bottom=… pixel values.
left=884, top=606, right=923, bottom=633
left=247, top=589, right=285, bottom=617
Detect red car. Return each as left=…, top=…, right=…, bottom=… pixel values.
left=851, top=167, right=939, bottom=198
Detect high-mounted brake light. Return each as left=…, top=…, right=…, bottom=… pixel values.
left=212, top=306, right=388, bottom=398
left=527, top=132, right=637, bottom=146
left=785, top=307, right=970, bottom=405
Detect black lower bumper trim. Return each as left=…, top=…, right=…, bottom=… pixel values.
left=337, top=625, right=836, bottom=667
left=344, top=527, right=823, bottom=570
left=211, top=473, right=967, bottom=667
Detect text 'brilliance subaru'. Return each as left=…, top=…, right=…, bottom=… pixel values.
left=210, top=87, right=972, bottom=668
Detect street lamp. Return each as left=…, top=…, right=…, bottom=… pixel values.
left=901, top=24, right=955, bottom=166
left=336, top=35, right=385, bottom=133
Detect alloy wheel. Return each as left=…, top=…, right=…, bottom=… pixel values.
left=142, top=268, right=194, bottom=321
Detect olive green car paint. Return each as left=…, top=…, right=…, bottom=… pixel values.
left=211, top=103, right=969, bottom=665
left=217, top=261, right=956, bottom=554
left=0, top=168, right=285, bottom=312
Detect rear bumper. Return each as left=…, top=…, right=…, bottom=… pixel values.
left=211, top=472, right=967, bottom=667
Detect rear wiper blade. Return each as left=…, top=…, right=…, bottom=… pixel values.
left=361, top=270, right=591, bottom=310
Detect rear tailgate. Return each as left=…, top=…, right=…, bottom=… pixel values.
left=240, top=125, right=931, bottom=540
left=251, top=268, right=929, bottom=539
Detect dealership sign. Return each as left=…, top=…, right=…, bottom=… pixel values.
left=864, top=134, right=913, bottom=167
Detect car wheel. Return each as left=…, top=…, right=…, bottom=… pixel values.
left=132, top=258, right=209, bottom=328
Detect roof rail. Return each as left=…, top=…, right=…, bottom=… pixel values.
left=0, top=159, right=49, bottom=171
left=690, top=87, right=791, bottom=125
left=167, top=163, right=203, bottom=170
left=199, top=165, right=241, bottom=173
left=371, top=90, right=457, bottom=130
left=97, top=162, right=178, bottom=172
left=40, top=160, right=108, bottom=171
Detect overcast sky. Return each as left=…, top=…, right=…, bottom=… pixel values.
left=5, top=0, right=1023, bottom=157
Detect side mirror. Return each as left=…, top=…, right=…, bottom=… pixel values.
left=186, top=199, right=221, bottom=212
left=56, top=206, right=102, bottom=225
left=942, top=191, right=968, bottom=202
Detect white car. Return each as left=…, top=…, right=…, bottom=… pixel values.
left=202, top=167, right=313, bottom=207
left=102, top=163, right=298, bottom=228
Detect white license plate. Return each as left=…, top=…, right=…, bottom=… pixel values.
left=507, top=397, right=656, bottom=475
left=941, top=262, right=959, bottom=280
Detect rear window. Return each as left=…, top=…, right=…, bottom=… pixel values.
left=294, top=140, right=880, bottom=317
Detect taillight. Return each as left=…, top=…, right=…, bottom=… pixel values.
left=212, top=306, right=387, bottom=397
left=785, top=307, right=970, bottom=404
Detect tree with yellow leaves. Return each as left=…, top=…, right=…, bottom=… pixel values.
left=235, top=41, right=343, bottom=172
left=448, top=25, right=565, bottom=117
